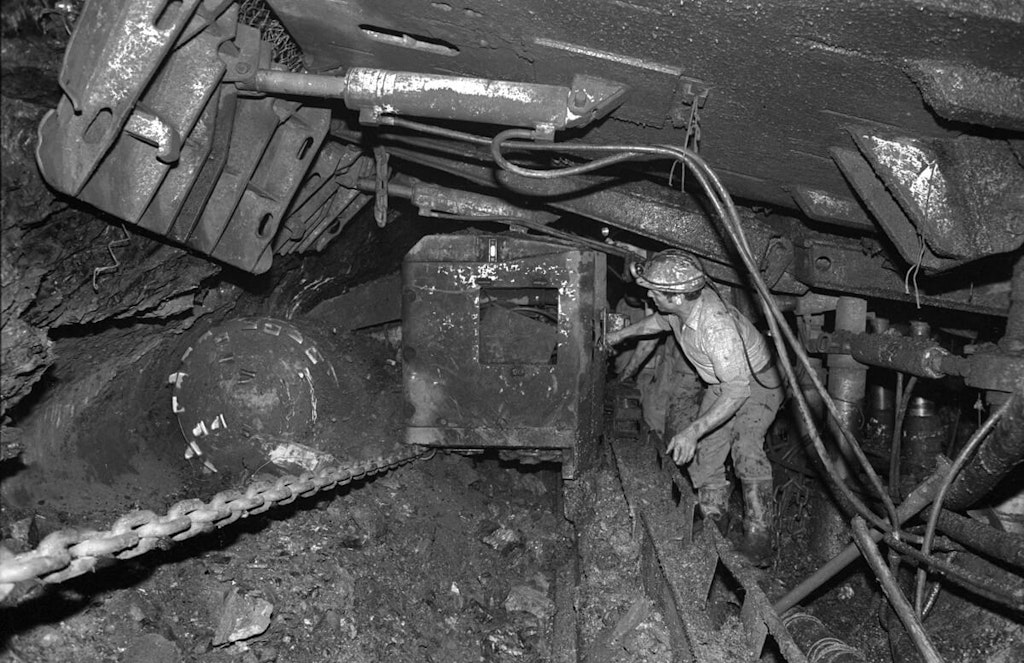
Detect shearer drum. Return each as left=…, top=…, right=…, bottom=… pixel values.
left=170, top=317, right=341, bottom=477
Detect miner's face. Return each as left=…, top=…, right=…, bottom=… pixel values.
left=647, top=289, right=671, bottom=312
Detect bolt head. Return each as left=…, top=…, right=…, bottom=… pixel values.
left=235, top=62, right=252, bottom=75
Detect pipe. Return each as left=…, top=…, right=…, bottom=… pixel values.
left=826, top=297, right=868, bottom=472
left=813, top=330, right=947, bottom=378
left=773, top=464, right=948, bottom=614
left=243, top=69, right=349, bottom=97
left=916, top=392, right=1019, bottom=614
left=936, top=510, right=1024, bottom=570
left=850, top=518, right=944, bottom=663
left=810, top=330, right=1023, bottom=393
left=943, top=390, right=1024, bottom=510
left=865, top=318, right=895, bottom=450
left=883, top=534, right=1024, bottom=612
left=902, top=395, right=945, bottom=496
left=807, top=298, right=868, bottom=562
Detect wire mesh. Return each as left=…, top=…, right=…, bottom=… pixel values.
left=239, top=0, right=304, bottom=72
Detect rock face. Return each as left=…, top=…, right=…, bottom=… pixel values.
left=0, top=36, right=220, bottom=424
left=0, top=247, right=51, bottom=422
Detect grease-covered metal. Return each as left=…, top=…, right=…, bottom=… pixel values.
left=244, top=68, right=628, bottom=135
left=402, top=234, right=605, bottom=479
left=36, top=0, right=204, bottom=195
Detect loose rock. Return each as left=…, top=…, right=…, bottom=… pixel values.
left=212, top=588, right=274, bottom=646
left=503, top=585, right=555, bottom=621
left=483, top=526, right=523, bottom=554
left=121, top=633, right=182, bottom=663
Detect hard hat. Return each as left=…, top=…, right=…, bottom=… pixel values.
left=630, top=249, right=706, bottom=293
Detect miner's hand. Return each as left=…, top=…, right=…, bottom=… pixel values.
left=667, top=427, right=699, bottom=465
left=604, top=330, right=623, bottom=347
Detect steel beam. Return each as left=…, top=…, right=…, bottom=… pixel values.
left=351, top=133, right=1014, bottom=315
left=793, top=236, right=1009, bottom=316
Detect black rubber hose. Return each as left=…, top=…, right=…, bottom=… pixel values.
left=944, top=393, right=1024, bottom=511
left=936, top=509, right=1024, bottom=571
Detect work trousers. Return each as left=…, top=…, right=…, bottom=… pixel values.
left=686, top=366, right=784, bottom=490
left=643, top=339, right=702, bottom=436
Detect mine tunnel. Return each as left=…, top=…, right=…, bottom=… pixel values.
left=1, top=1, right=1023, bottom=661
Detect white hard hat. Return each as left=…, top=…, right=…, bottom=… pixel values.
left=631, top=249, right=706, bottom=293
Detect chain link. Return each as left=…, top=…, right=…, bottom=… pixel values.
left=0, top=446, right=430, bottom=588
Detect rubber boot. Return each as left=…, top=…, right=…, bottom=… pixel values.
left=739, top=479, right=775, bottom=567
left=697, top=483, right=731, bottom=535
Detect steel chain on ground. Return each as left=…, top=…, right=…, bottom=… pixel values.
left=0, top=446, right=431, bottom=588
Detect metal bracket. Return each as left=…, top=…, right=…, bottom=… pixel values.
left=564, top=74, right=631, bottom=129
left=669, top=77, right=711, bottom=129
left=219, top=23, right=266, bottom=85
left=373, top=146, right=390, bottom=228
left=124, top=109, right=182, bottom=163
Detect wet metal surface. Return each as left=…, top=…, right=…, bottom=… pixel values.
left=793, top=236, right=1010, bottom=316
left=849, top=130, right=1024, bottom=266
left=269, top=0, right=1024, bottom=210
left=906, top=60, right=1024, bottom=132
left=36, top=0, right=203, bottom=195
left=402, top=234, right=605, bottom=479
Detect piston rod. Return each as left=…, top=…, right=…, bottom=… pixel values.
left=239, top=68, right=628, bottom=136
left=809, top=330, right=1024, bottom=393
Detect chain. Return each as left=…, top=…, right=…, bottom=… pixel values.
left=0, top=446, right=431, bottom=588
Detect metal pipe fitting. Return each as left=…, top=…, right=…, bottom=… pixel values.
left=810, top=329, right=1024, bottom=392
left=827, top=297, right=869, bottom=457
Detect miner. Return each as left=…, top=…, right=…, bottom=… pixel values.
left=605, top=250, right=784, bottom=566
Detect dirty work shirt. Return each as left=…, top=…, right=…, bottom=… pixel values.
left=652, top=289, right=771, bottom=399
left=653, top=290, right=783, bottom=487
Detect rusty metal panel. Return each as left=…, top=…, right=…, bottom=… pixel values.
left=905, top=60, right=1024, bottom=132
left=848, top=129, right=1024, bottom=265
left=831, top=147, right=959, bottom=272
left=166, top=86, right=239, bottom=243
left=274, top=141, right=353, bottom=252
left=293, top=187, right=371, bottom=254
left=275, top=143, right=373, bottom=256
left=138, top=88, right=221, bottom=235
left=187, top=95, right=286, bottom=255
left=402, top=234, right=602, bottom=476
left=36, top=0, right=203, bottom=195
left=76, top=6, right=234, bottom=223
left=789, top=186, right=874, bottom=232
left=211, top=104, right=332, bottom=273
